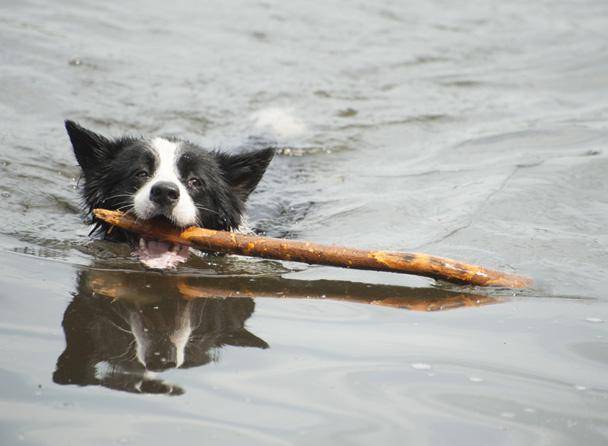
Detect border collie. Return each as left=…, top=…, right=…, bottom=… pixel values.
left=65, top=120, right=275, bottom=269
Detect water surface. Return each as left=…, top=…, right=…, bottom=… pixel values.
left=1, top=0, right=607, bottom=444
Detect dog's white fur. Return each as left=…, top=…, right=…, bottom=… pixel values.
left=133, top=137, right=197, bottom=227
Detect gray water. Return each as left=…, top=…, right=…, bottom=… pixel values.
left=1, top=0, right=608, bottom=444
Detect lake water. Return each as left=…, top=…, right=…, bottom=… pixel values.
left=1, top=0, right=607, bottom=444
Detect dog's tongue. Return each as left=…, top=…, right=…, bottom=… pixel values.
left=135, top=239, right=190, bottom=269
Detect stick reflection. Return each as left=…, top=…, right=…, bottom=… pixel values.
left=53, top=267, right=498, bottom=395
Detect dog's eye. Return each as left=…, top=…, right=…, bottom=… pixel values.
left=188, top=178, right=201, bottom=188
left=136, top=170, right=149, bottom=179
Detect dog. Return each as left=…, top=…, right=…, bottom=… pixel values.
left=65, top=120, right=275, bottom=268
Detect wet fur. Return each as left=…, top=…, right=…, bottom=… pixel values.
left=65, top=120, right=275, bottom=243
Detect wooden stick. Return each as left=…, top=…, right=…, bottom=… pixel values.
left=93, top=209, right=533, bottom=288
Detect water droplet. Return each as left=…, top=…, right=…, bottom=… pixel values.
left=469, top=376, right=484, bottom=383
left=574, top=385, right=587, bottom=391
left=585, top=317, right=603, bottom=323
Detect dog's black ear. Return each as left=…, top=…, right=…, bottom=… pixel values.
left=65, top=120, right=112, bottom=171
left=216, top=147, right=275, bottom=201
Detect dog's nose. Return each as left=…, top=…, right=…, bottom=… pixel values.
left=150, top=181, right=180, bottom=207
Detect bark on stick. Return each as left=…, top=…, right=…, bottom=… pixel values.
left=93, top=209, right=533, bottom=288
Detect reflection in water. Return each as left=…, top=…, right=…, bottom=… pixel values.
left=54, top=266, right=498, bottom=395
left=53, top=270, right=268, bottom=395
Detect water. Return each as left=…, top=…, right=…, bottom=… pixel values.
left=1, top=0, right=608, bottom=444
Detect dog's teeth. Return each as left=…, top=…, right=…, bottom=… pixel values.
left=139, top=238, right=146, bottom=250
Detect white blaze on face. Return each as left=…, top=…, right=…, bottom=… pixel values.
left=133, top=137, right=197, bottom=227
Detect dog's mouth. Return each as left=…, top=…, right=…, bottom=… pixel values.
left=135, top=237, right=190, bottom=269
left=130, top=216, right=191, bottom=269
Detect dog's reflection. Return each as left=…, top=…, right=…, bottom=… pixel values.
left=54, top=265, right=499, bottom=396
left=53, top=270, right=267, bottom=395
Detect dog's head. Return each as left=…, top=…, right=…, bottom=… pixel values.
left=65, top=120, right=274, bottom=268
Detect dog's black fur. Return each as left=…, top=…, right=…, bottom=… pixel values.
left=65, top=120, right=275, bottom=244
